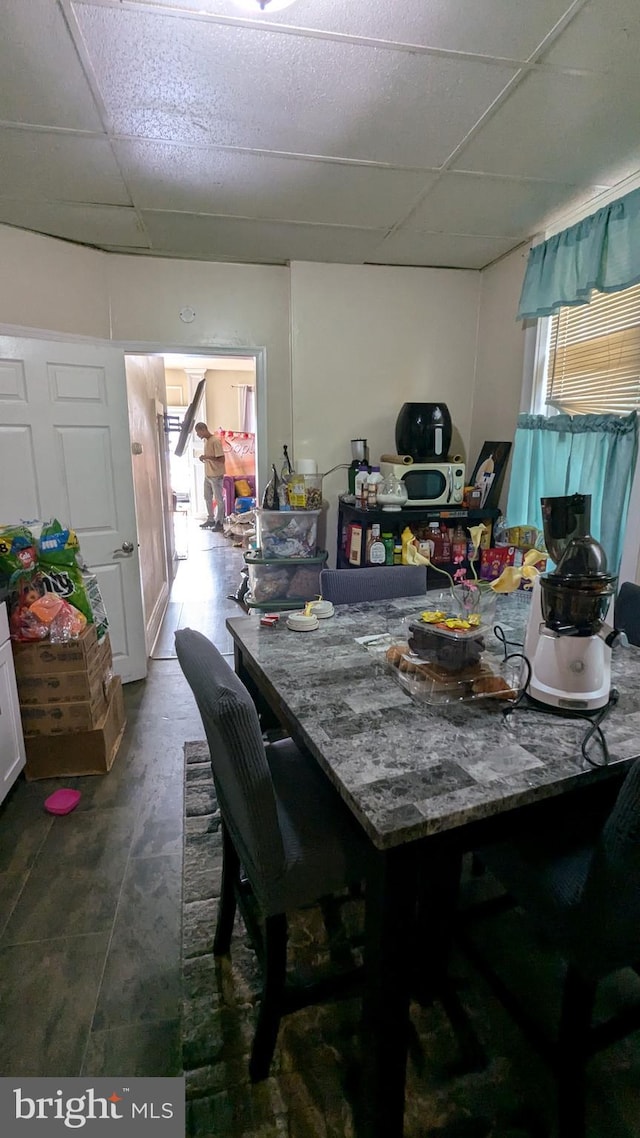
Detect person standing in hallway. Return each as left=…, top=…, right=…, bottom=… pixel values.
left=195, top=422, right=226, bottom=530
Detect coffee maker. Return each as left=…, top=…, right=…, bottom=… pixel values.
left=523, top=494, right=620, bottom=712
left=348, top=438, right=370, bottom=494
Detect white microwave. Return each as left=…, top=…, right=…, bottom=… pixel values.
left=379, top=461, right=465, bottom=506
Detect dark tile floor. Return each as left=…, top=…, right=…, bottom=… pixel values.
left=0, top=519, right=247, bottom=1077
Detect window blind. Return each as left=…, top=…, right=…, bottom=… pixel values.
left=545, top=282, right=640, bottom=415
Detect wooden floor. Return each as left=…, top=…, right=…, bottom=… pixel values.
left=0, top=516, right=246, bottom=1077
left=151, top=518, right=246, bottom=659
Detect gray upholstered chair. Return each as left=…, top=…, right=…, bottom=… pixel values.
left=464, top=759, right=640, bottom=1138
left=175, top=628, right=370, bottom=1081
left=320, top=564, right=427, bottom=604
left=615, top=581, right=640, bottom=646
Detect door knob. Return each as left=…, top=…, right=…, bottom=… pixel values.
left=114, top=541, right=135, bottom=555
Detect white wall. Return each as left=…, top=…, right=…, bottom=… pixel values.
left=0, top=225, right=109, bottom=338
left=471, top=245, right=529, bottom=510
left=290, top=261, right=482, bottom=563
left=105, top=255, right=290, bottom=493
left=0, top=223, right=533, bottom=571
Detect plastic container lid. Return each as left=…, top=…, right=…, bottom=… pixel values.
left=44, top=788, right=81, bottom=815
left=286, top=612, right=319, bottom=631
left=308, top=599, right=334, bottom=619
left=244, top=549, right=328, bottom=566
left=409, top=618, right=489, bottom=642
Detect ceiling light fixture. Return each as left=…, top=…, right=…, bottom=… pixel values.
left=235, top=0, right=298, bottom=13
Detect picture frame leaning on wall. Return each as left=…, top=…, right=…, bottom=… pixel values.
left=470, top=441, right=512, bottom=508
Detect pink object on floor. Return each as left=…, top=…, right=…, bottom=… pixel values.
left=44, top=788, right=81, bottom=815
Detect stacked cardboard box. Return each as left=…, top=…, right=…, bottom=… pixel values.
left=12, top=625, right=126, bottom=780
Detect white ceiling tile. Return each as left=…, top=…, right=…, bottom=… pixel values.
left=543, top=0, right=640, bottom=70
left=367, top=229, right=517, bottom=270
left=0, top=0, right=103, bottom=131
left=114, top=141, right=436, bottom=227
left=0, top=200, right=149, bottom=248
left=452, top=69, right=640, bottom=186
left=129, top=0, right=574, bottom=59
left=141, top=210, right=382, bottom=262
left=0, top=129, right=130, bottom=205
left=75, top=5, right=517, bottom=165
left=407, top=173, right=607, bottom=239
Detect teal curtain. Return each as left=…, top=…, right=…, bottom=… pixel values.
left=517, top=186, right=640, bottom=319
left=505, top=412, right=638, bottom=575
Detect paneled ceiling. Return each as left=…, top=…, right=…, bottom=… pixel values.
left=1, top=0, right=639, bottom=269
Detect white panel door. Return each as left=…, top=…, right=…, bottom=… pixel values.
left=0, top=337, right=147, bottom=682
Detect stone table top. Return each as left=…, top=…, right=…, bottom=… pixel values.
left=227, top=591, right=640, bottom=850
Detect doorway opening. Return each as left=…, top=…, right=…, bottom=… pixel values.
left=124, top=349, right=258, bottom=659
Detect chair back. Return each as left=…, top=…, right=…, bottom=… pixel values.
left=575, top=759, right=640, bottom=978
left=320, top=565, right=427, bottom=604
left=175, top=629, right=286, bottom=891
left=615, top=581, right=640, bottom=646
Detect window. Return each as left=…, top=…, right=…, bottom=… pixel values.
left=544, top=282, right=640, bottom=415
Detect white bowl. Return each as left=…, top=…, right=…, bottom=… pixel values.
left=286, top=612, right=319, bottom=632
left=308, top=599, right=334, bottom=619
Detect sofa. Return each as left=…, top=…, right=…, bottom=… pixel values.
left=222, top=474, right=256, bottom=517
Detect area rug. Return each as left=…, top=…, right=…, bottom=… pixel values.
left=183, top=742, right=626, bottom=1138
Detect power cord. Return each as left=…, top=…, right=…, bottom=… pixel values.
left=495, top=619, right=619, bottom=768
left=493, top=623, right=523, bottom=660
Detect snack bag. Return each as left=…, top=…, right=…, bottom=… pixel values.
left=37, top=519, right=81, bottom=566
left=9, top=572, right=51, bottom=641
left=36, top=519, right=93, bottom=625
left=80, top=569, right=109, bottom=640
left=0, top=525, right=38, bottom=584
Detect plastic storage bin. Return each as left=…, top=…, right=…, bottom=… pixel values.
left=244, top=550, right=328, bottom=606
left=385, top=644, right=520, bottom=705
left=256, top=509, right=321, bottom=558
left=407, top=619, right=488, bottom=673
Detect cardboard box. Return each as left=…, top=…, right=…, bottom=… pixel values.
left=19, top=682, right=109, bottom=735
left=23, top=676, right=126, bottom=780
left=11, top=624, right=106, bottom=677
left=480, top=546, right=518, bottom=581
left=347, top=523, right=363, bottom=566
left=16, top=633, right=112, bottom=705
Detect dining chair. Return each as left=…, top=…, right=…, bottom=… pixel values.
left=175, top=628, right=371, bottom=1081
left=614, top=580, right=640, bottom=646
left=320, top=564, right=427, bottom=604
left=460, top=759, right=640, bottom=1138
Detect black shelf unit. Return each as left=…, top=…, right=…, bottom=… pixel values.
left=337, top=497, right=500, bottom=584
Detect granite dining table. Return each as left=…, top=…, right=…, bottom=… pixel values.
left=226, top=589, right=640, bottom=1138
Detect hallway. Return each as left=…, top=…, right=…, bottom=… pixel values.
left=0, top=521, right=246, bottom=1076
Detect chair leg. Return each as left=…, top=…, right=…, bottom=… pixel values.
left=213, top=822, right=239, bottom=956
left=249, top=913, right=288, bottom=1083
left=556, top=966, right=596, bottom=1138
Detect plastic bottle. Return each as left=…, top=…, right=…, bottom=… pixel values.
left=367, top=472, right=383, bottom=508
left=366, top=523, right=386, bottom=565
left=382, top=531, right=395, bottom=566
left=440, top=523, right=451, bottom=562
left=452, top=524, right=467, bottom=562
left=355, top=469, right=369, bottom=509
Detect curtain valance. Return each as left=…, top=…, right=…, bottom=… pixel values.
left=517, top=185, right=640, bottom=320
